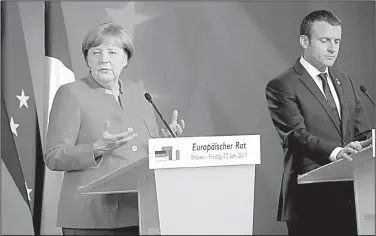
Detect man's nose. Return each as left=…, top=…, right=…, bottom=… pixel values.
left=328, top=41, right=337, bottom=53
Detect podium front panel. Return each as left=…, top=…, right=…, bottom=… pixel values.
left=353, top=160, right=375, bottom=235
left=154, top=164, right=256, bottom=235
left=137, top=164, right=161, bottom=235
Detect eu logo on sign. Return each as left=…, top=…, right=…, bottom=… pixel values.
left=155, top=146, right=180, bottom=162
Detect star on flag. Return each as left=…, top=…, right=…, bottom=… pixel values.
left=25, top=182, right=33, bottom=202
left=10, top=89, right=30, bottom=136
left=10, top=117, right=19, bottom=136
left=106, top=1, right=154, bottom=39
left=16, top=89, right=29, bottom=108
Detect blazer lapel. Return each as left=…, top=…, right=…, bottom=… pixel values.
left=328, top=68, right=347, bottom=138
left=293, top=60, right=341, bottom=135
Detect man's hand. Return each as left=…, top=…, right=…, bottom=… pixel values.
left=93, top=121, right=138, bottom=157
left=359, top=137, right=372, bottom=148
left=161, top=110, right=185, bottom=138
left=336, top=141, right=362, bottom=161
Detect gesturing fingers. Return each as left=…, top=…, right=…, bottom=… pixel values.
left=168, top=110, right=185, bottom=137
left=161, top=128, right=170, bottom=138
left=170, top=123, right=183, bottom=136
left=179, top=119, right=185, bottom=130
left=171, top=110, right=178, bottom=126
left=117, top=133, right=139, bottom=146
left=111, top=127, right=134, bottom=140
left=105, top=133, right=139, bottom=150
left=102, top=121, right=111, bottom=138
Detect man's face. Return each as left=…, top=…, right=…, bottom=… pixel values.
left=301, top=21, right=342, bottom=71
left=87, top=38, right=128, bottom=89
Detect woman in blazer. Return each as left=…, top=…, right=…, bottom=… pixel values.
left=44, top=22, right=185, bottom=235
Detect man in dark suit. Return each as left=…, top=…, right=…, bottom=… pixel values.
left=265, top=10, right=372, bottom=236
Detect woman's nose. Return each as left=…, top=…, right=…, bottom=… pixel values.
left=99, top=52, right=109, bottom=63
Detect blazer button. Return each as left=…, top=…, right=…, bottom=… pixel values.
left=128, top=127, right=133, bottom=132
left=132, top=146, right=137, bottom=151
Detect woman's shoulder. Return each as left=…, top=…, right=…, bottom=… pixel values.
left=121, top=79, right=149, bottom=95
left=55, top=78, right=92, bottom=99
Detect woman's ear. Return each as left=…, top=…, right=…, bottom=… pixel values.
left=122, top=56, right=128, bottom=69
left=85, top=55, right=90, bottom=68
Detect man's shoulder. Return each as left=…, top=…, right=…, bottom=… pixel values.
left=267, top=64, right=299, bottom=88
left=329, top=66, right=350, bottom=80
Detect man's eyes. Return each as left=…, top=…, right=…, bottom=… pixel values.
left=320, top=39, right=341, bottom=44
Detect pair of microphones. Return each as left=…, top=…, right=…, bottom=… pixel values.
left=145, top=85, right=374, bottom=138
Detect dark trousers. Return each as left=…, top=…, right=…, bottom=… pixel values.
left=287, top=181, right=358, bottom=236
left=62, top=226, right=139, bottom=235
left=287, top=217, right=358, bottom=236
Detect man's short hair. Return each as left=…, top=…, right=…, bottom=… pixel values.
left=300, top=10, right=342, bottom=39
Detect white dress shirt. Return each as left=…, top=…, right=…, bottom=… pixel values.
left=299, top=56, right=342, bottom=161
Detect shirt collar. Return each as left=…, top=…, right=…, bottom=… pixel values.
left=300, top=55, right=329, bottom=79
left=86, top=72, right=125, bottom=95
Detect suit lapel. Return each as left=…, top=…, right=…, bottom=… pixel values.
left=293, top=60, right=341, bottom=135
left=328, top=68, right=347, bottom=138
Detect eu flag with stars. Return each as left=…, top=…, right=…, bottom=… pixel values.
left=1, top=1, right=45, bottom=235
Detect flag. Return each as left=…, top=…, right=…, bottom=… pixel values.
left=1, top=1, right=44, bottom=235
left=41, top=2, right=75, bottom=234
left=45, top=1, right=75, bottom=115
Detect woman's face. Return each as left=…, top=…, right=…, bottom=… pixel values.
left=87, top=38, right=128, bottom=89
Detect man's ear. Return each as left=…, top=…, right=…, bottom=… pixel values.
left=300, top=35, right=309, bottom=49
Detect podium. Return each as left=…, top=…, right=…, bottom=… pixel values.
left=298, top=146, right=375, bottom=235
left=78, top=135, right=260, bottom=235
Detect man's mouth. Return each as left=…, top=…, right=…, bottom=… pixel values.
left=325, top=56, right=336, bottom=60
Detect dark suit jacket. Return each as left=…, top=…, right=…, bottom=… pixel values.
left=265, top=59, right=371, bottom=222
left=44, top=74, right=160, bottom=228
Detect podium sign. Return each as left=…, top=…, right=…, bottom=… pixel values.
left=149, top=135, right=260, bottom=169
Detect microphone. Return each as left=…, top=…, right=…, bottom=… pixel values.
left=360, top=85, right=375, bottom=106
left=144, top=93, right=176, bottom=137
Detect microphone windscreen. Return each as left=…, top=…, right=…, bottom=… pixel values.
left=144, top=93, right=152, bottom=102
left=360, top=85, right=367, bottom=93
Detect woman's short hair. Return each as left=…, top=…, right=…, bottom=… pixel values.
left=82, top=22, right=135, bottom=62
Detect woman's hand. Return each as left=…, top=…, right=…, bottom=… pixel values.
left=161, top=110, right=185, bottom=138
left=93, top=121, right=138, bottom=157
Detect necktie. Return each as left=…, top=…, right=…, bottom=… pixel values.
left=318, top=72, right=341, bottom=123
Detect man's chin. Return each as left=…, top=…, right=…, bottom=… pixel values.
left=323, top=61, right=335, bottom=67
left=98, top=75, right=115, bottom=81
